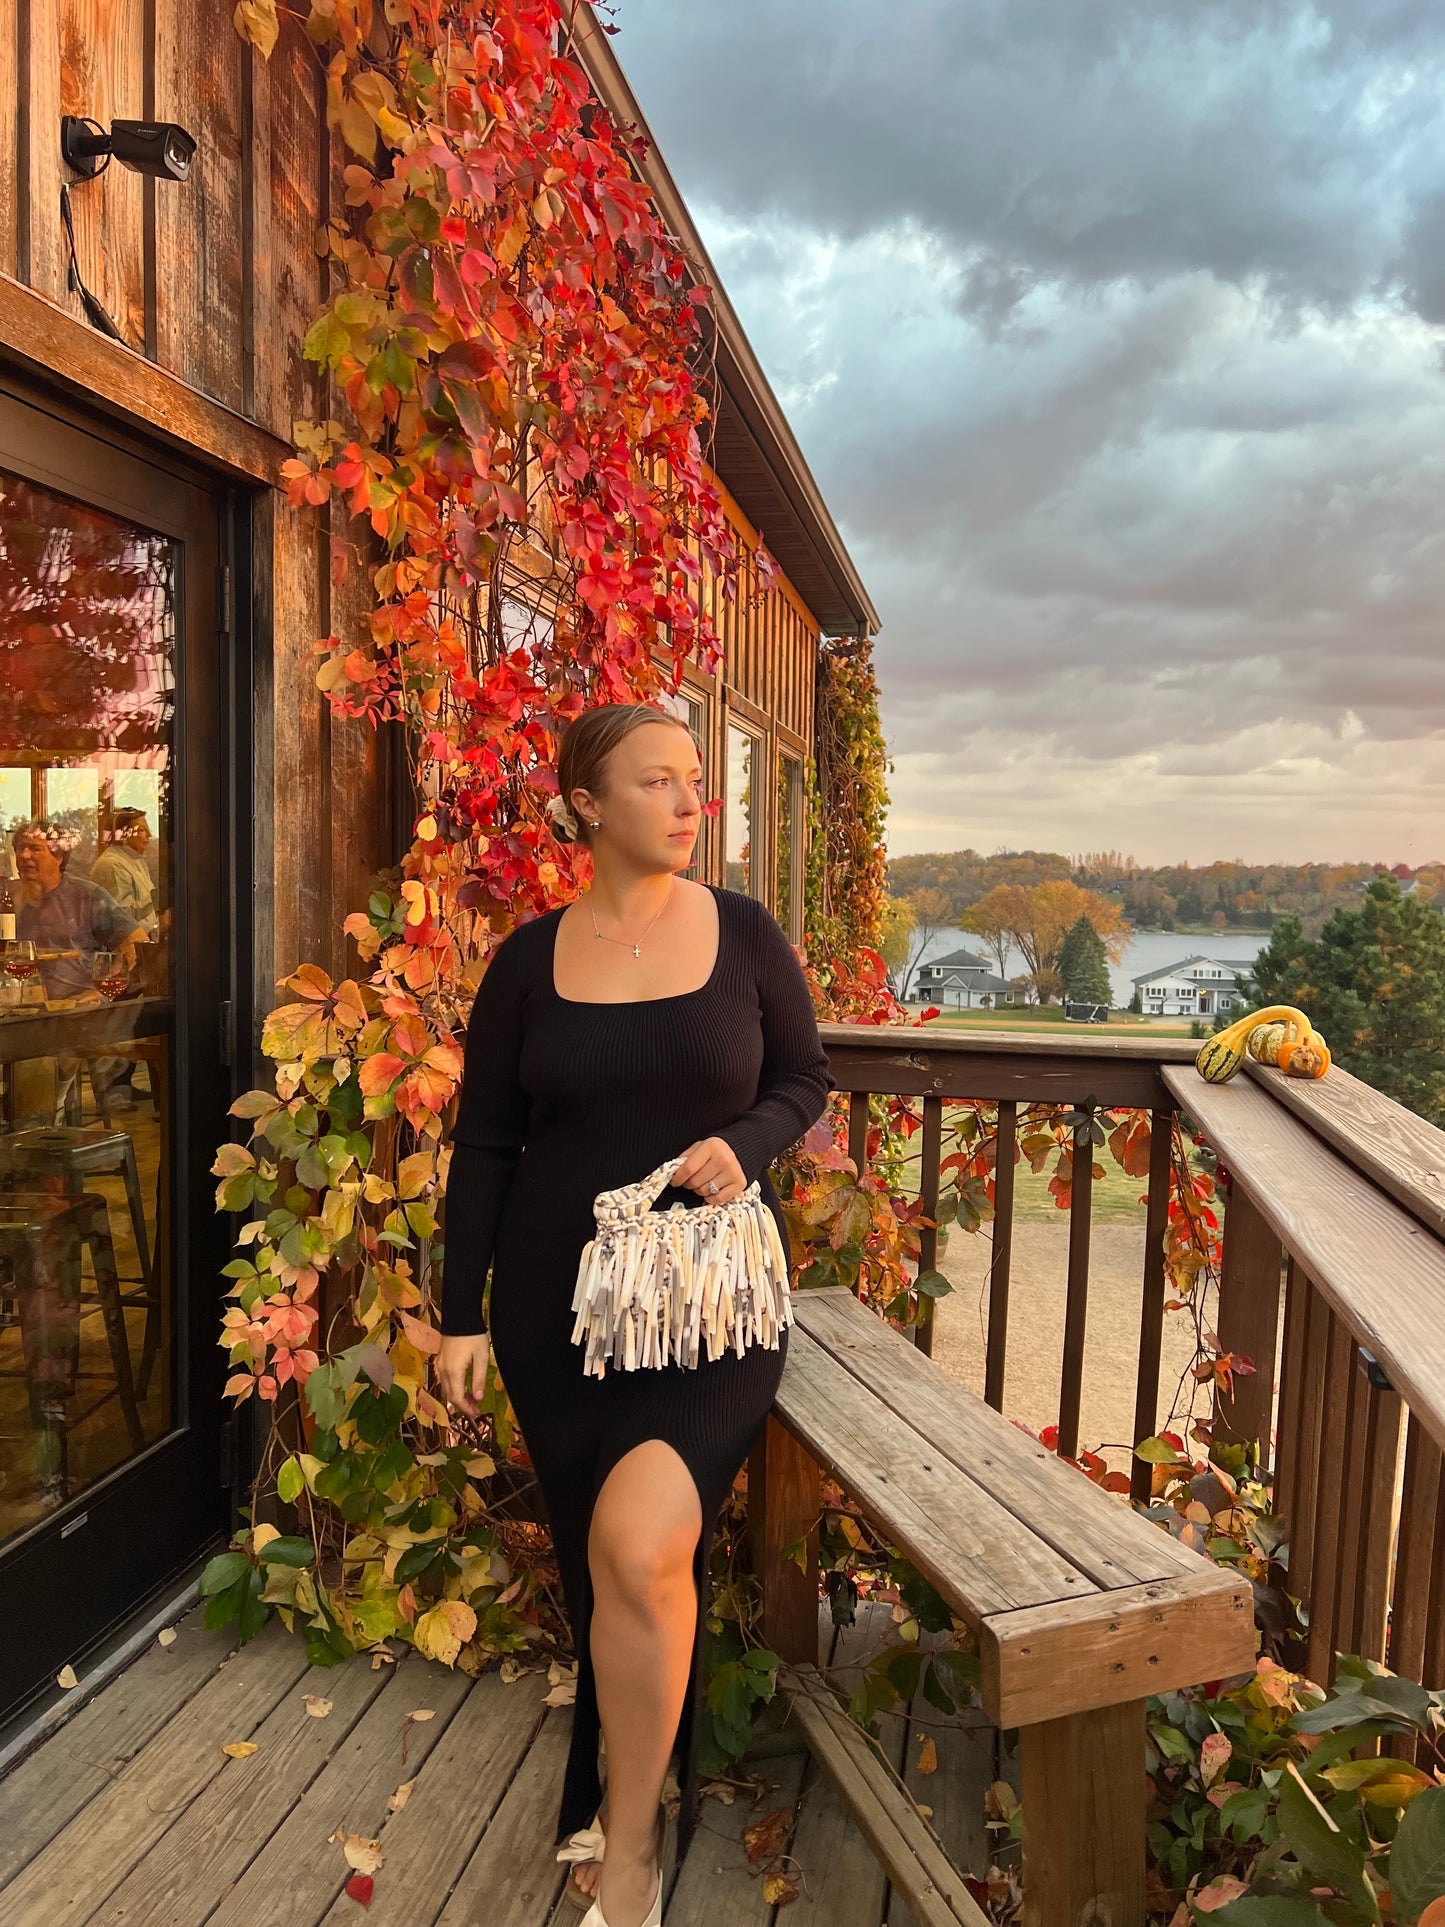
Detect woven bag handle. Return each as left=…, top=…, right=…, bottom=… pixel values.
left=592, top=1152, right=689, bottom=1225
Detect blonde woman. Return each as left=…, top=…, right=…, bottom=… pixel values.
left=437, top=703, right=834, bottom=1927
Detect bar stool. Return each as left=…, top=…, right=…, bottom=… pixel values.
left=0, top=1191, right=145, bottom=1501
left=0, top=1126, right=159, bottom=1397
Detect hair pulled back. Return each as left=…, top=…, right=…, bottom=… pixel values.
left=552, top=702, right=701, bottom=848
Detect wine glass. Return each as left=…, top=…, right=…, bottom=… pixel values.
left=2, top=940, right=36, bottom=985
left=92, top=951, right=130, bottom=1002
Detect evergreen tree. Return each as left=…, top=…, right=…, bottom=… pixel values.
left=1244, top=878, right=1445, bottom=1124
left=1058, top=914, right=1112, bottom=1006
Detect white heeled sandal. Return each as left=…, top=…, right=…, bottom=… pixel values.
left=578, top=1865, right=663, bottom=1927
left=556, top=1811, right=606, bottom=1910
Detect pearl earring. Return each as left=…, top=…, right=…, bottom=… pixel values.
left=590, top=819, right=601, bottom=828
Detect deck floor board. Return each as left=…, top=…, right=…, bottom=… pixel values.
left=0, top=1599, right=989, bottom=1927
left=0, top=1603, right=234, bottom=1892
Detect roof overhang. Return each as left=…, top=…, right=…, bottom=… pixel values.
left=572, top=8, right=879, bottom=638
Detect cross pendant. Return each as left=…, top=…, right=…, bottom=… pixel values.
left=632, top=944, right=641, bottom=958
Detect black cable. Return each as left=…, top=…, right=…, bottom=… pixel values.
left=59, top=183, right=125, bottom=342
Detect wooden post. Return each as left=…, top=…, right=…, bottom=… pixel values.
left=1130, top=1110, right=1173, bottom=1503
left=1214, top=1182, right=1283, bottom=1461
left=748, top=1415, right=821, bottom=1666
left=1020, top=1700, right=1147, bottom=1927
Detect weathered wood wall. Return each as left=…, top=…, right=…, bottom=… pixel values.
left=0, top=3, right=820, bottom=976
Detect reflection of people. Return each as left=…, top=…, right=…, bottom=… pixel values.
left=91, top=809, right=158, bottom=935
left=11, top=821, right=147, bottom=1000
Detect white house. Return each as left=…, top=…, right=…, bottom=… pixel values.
left=914, top=947, right=1018, bottom=1009
left=1132, top=954, right=1254, bottom=1018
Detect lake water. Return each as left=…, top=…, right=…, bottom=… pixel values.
left=908, top=924, right=1269, bottom=1007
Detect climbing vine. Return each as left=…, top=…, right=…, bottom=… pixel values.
left=209, top=5, right=1256, bottom=1846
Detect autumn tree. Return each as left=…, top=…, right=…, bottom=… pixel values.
left=961, top=889, right=1013, bottom=981
left=897, top=886, right=958, bottom=1000
left=966, top=880, right=1124, bottom=1001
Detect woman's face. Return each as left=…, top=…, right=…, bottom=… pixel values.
left=574, top=721, right=703, bottom=872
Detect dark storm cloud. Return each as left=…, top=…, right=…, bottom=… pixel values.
left=617, top=0, right=1445, bottom=313
left=610, top=1, right=1445, bottom=861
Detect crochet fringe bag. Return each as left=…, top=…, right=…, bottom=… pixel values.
left=569, top=1153, right=794, bottom=1377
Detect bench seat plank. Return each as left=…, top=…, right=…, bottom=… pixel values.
left=792, top=1290, right=1204, bottom=1588
left=776, top=1323, right=1098, bottom=1617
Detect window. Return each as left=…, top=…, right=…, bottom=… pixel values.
left=724, top=720, right=763, bottom=899
left=654, top=686, right=707, bottom=882
left=0, top=466, right=177, bottom=1545
left=775, top=753, right=804, bottom=941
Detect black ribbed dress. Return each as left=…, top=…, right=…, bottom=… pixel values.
left=440, top=883, right=835, bottom=1861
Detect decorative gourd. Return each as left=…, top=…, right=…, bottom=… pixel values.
left=1277, top=1037, right=1331, bottom=1078
left=1196, top=1034, right=1248, bottom=1083
left=1193, top=1004, right=1327, bottom=1084
left=1247, top=1022, right=1286, bottom=1064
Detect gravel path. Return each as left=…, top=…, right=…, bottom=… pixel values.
left=928, top=1218, right=1209, bottom=1474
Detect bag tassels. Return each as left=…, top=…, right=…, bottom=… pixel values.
left=569, top=1152, right=794, bottom=1378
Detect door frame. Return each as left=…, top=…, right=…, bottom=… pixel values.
left=0, top=371, right=253, bottom=1718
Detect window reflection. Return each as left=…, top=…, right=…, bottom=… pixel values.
left=655, top=687, right=706, bottom=881
left=776, top=754, right=802, bottom=941
left=0, top=470, right=175, bottom=1545
left=725, top=721, right=759, bottom=898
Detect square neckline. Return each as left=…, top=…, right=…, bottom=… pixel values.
left=549, top=881, right=727, bottom=1007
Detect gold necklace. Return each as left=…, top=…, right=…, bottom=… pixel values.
left=589, top=878, right=675, bottom=958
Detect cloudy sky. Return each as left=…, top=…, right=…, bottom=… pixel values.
left=611, top=0, right=1445, bottom=866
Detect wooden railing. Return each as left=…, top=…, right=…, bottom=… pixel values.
left=814, top=1021, right=1445, bottom=1691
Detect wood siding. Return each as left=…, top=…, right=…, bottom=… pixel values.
left=1, top=3, right=823, bottom=981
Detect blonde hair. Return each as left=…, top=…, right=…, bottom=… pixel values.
left=552, top=703, right=701, bottom=848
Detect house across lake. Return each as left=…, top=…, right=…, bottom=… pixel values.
left=914, top=946, right=1018, bottom=1008
left=1132, top=953, right=1255, bottom=1017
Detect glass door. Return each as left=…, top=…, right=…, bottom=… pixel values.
left=0, top=386, right=232, bottom=1716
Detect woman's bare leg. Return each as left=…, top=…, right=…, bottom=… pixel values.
left=571, top=1439, right=701, bottom=1922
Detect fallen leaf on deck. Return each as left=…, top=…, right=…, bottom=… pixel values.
left=499, top=1656, right=525, bottom=1684
left=56, top=1665, right=78, bottom=1690
left=742, top=1808, right=792, bottom=1863
left=303, top=1694, right=333, bottom=1718
left=914, top=1801, right=934, bottom=1818
left=370, top=1649, right=396, bottom=1670
left=344, top=1872, right=374, bottom=1909
left=222, top=1741, right=259, bottom=1759
left=985, top=1780, right=1018, bottom=1824
left=408, top=1708, right=435, bottom=1722
left=916, top=1734, right=938, bottom=1775
left=157, top=1628, right=178, bottom=1648
left=700, top=1779, right=736, bottom=1805
left=330, top=1829, right=384, bottom=1876
left=762, top=1870, right=799, bottom=1906
left=388, top=1777, right=416, bottom=1813
left=544, top=1679, right=577, bottom=1707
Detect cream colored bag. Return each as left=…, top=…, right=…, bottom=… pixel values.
left=568, top=1153, right=793, bottom=1378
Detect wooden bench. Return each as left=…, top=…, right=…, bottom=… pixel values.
left=750, top=1287, right=1256, bottom=1927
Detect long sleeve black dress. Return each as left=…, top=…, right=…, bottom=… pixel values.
left=440, top=882, right=835, bottom=1860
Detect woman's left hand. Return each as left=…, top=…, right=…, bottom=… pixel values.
left=672, top=1136, right=746, bottom=1203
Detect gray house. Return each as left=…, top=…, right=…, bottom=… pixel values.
left=914, top=947, right=1018, bottom=1009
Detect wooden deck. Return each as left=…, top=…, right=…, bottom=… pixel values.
left=0, top=1598, right=999, bottom=1927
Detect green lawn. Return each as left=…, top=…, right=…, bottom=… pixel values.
left=896, top=1130, right=1155, bottom=1224
left=902, top=1004, right=1196, bottom=1040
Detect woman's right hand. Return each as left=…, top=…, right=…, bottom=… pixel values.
left=436, top=1331, right=492, bottom=1420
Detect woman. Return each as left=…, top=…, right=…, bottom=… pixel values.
left=437, top=703, right=834, bottom=1927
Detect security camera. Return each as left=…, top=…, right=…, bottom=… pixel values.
left=61, top=116, right=197, bottom=183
